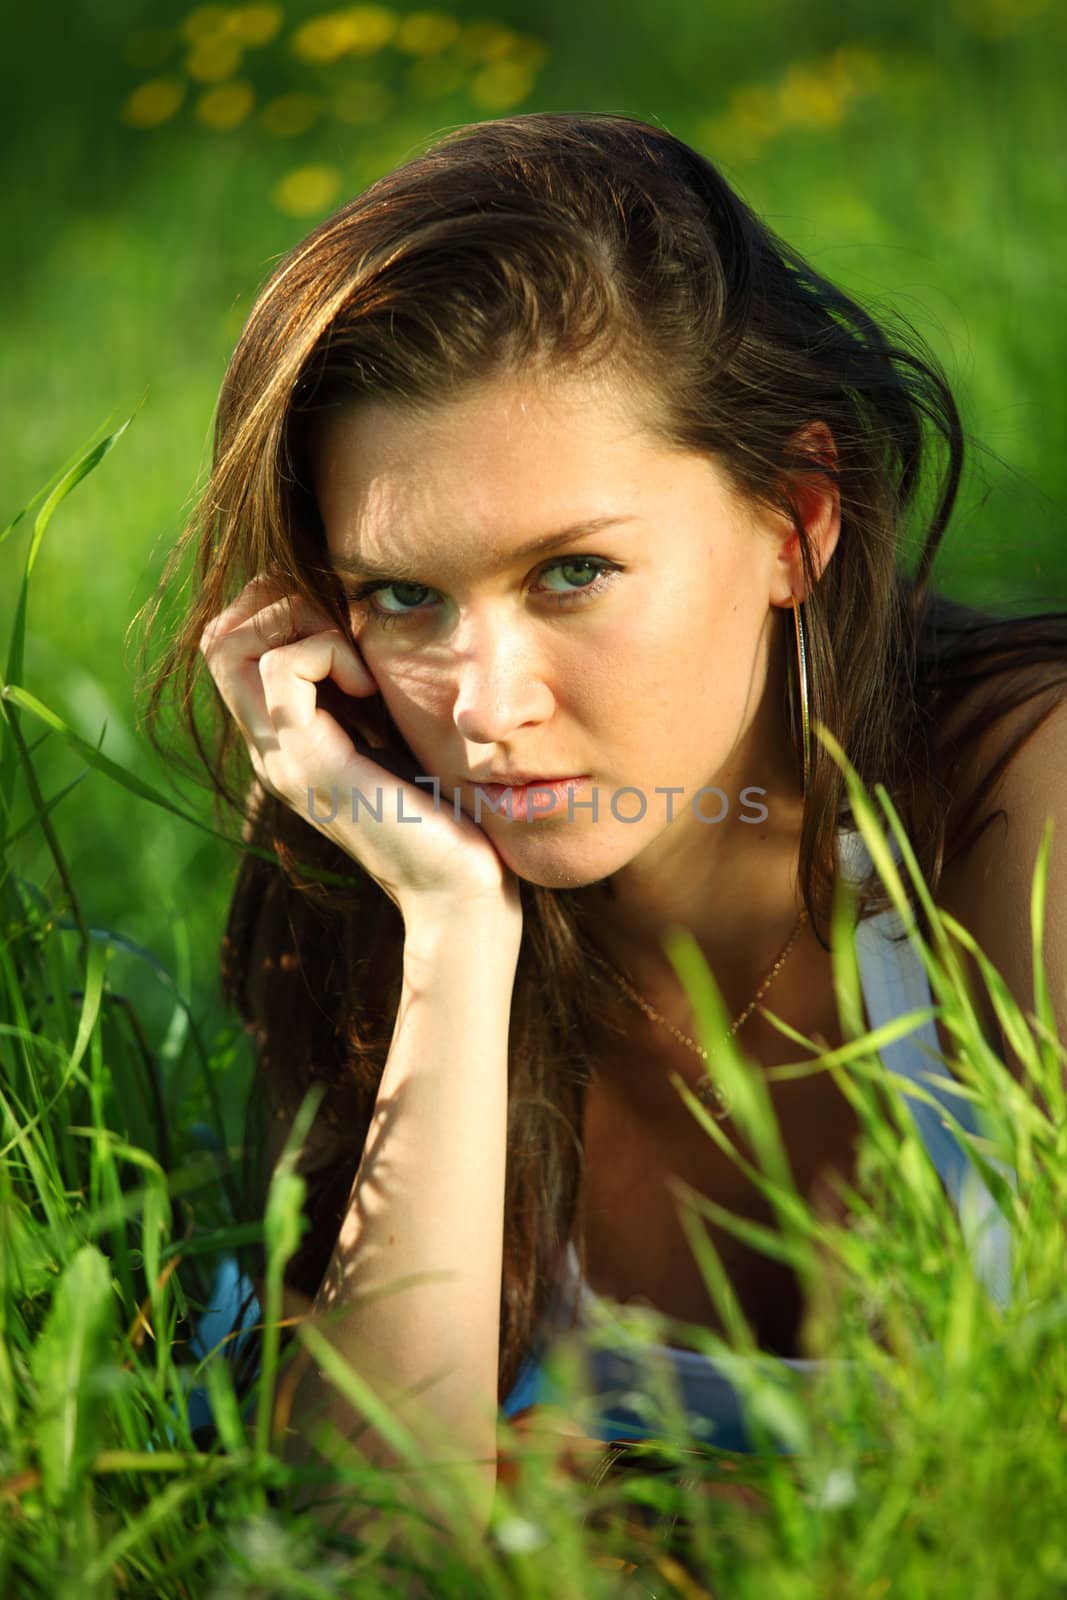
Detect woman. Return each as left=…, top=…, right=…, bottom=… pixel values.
left=139, top=111, right=1067, bottom=1531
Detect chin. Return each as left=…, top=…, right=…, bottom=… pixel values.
left=488, top=829, right=638, bottom=891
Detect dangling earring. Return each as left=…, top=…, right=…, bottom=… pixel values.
left=790, top=594, right=812, bottom=798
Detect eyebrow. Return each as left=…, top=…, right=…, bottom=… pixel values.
left=329, top=514, right=639, bottom=584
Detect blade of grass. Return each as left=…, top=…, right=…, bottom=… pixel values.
left=1, top=686, right=241, bottom=842
left=29, top=1243, right=115, bottom=1510
left=254, top=1085, right=327, bottom=1463
left=0, top=426, right=124, bottom=552
left=0, top=937, right=105, bottom=1167
left=1, top=695, right=89, bottom=955
left=1028, top=817, right=1064, bottom=1120
left=2, top=422, right=132, bottom=851
left=3, top=769, right=91, bottom=851
left=78, top=1457, right=235, bottom=1587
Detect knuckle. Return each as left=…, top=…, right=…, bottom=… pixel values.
left=258, top=644, right=284, bottom=674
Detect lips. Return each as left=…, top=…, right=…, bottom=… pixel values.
left=470, top=774, right=589, bottom=823
left=469, top=772, right=581, bottom=786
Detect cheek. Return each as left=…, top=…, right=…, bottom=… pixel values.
left=368, top=652, right=454, bottom=739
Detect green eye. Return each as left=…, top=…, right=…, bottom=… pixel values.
left=538, top=559, right=602, bottom=591
left=376, top=581, right=433, bottom=613
left=350, top=554, right=622, bottom=630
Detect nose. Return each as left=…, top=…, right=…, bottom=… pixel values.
left=450, top=615, right=554, bottom=745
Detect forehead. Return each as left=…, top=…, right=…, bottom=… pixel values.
left=307, top=371, right=641, bottom=526
left=307, top=363, right=653, bottom=468
left=303, top=366, right=750, bottom=578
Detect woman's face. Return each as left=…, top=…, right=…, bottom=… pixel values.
left=309, top=366, right=831, bottom=890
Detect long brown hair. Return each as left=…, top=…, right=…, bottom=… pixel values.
left=135, top=112, right=1067, bottom=1407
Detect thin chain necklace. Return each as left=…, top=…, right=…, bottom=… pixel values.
left=593, top=908, right=809, bottom=1120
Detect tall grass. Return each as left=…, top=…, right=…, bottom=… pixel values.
left=2, top=432, right=1066, bottom=1597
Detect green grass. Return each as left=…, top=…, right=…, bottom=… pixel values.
left=2, top=433, right=1067, bottom=1597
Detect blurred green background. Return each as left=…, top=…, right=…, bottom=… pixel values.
left=2, top=0, right=1065, bottom=1126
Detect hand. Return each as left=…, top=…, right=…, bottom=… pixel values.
left=199, top=573, right=522, bottom=926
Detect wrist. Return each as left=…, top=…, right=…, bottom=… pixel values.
left=402, top=893, right=523, bottom=968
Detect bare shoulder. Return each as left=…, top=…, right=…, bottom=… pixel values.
left=934, top=661, right=1067, bottom=1088
left=938, top=658, right=1067, bottom=864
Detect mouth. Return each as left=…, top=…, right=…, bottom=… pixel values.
left=462, top=774, right=591, bottom=821
left=467, top=774, right=590, bottom=789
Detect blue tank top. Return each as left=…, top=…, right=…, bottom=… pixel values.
left=499, top=824, right=1019, bottom=1451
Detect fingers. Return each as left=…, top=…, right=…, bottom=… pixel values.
left=200, top=582, right=378, bottom=773
left=260, top=630, right=368, bottom=734
left=203, top=586, right=353, bottom=668
left=198, top=579, right=519, bottom=916
left=257, top=632, right=379, bottom=793
left=198, top=571, right=293, bottom=652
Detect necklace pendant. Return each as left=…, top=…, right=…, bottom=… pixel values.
left=694, top=1077, right=730, bottom=1118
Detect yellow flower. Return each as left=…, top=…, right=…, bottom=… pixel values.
left=272, top=164, right=344, bottom=216
left=700, top=46, right=887, bottom=165
left=180, top=6, right=237, bottom=46
left=290, top=6, right=397, bottom=63
left=777, top=63, right=845, bottom=130
left=196, top=80, right=255, bottom=129
left=120, top=78, right=186, bottom=128
left=341, top=4, right=399, bottom=56
left=185, top=38, right=244, bottom=81
left=476, top=25, right=526, bottom=62
left=231, top=3, right=283, bottom=46
left=261, top=92, right=321, bottom=136
left=468, top=60, right=535, bottom=110
left=290, top=14, right=355, bottom=62
left=394, top=10, right=460, bottom=55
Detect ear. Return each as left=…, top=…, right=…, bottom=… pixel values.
left=768, top=421, right=841, bottom=607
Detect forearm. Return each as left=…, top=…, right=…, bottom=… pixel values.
left=274, top=905, right=520, bottom=1532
